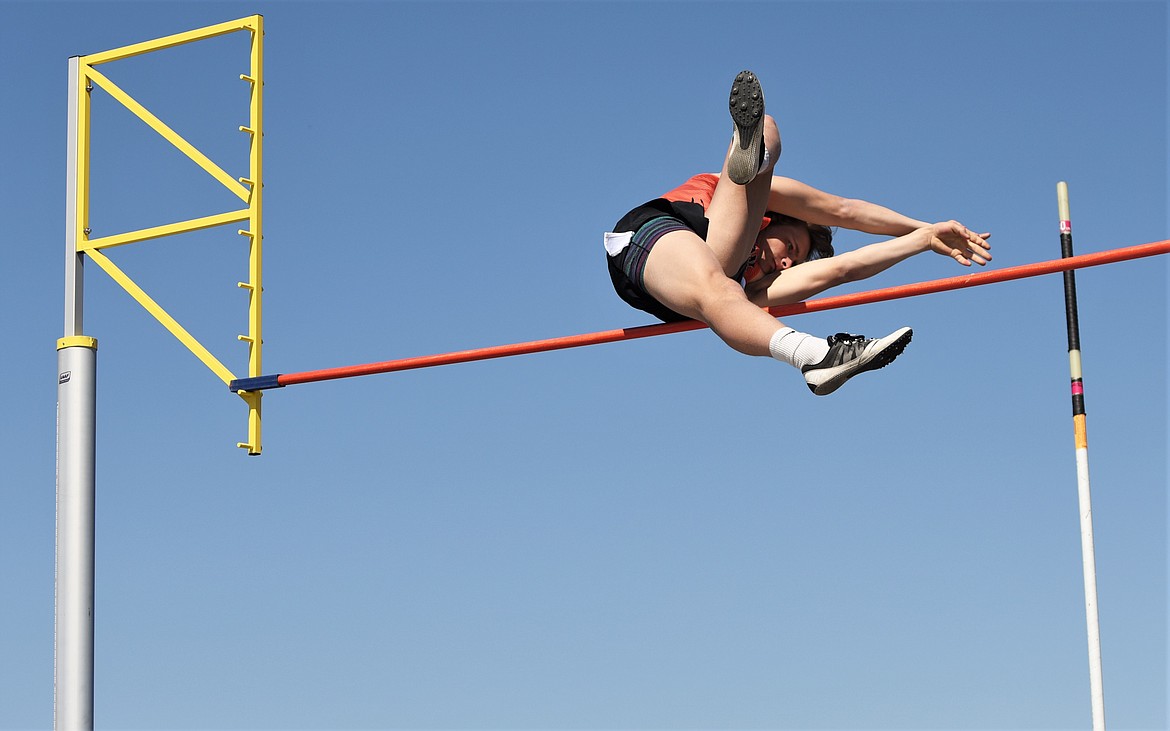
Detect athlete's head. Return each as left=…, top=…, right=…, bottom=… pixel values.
left=763, top=212, right=834, bottom=264
left=746, top=213, right=835, bottom=282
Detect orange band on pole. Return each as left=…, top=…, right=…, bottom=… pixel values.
left=1073, top=413, right=1089, bottom=450
left=254, top=239, right=1169, bottom=389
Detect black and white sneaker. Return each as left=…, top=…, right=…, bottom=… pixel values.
left=728, top=70, right=765, bottom=185
left=801, top=327, right=913, bottom=396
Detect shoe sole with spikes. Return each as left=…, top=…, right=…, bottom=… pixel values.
left=728, top=70, right=765, bottom=185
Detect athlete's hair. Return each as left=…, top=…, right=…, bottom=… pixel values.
left=764, top=212, right=834, bottom=261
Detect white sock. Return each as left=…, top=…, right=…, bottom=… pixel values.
left=761, top=144, right=774, bottom=172
left=768, top=327, right=830, bottom=369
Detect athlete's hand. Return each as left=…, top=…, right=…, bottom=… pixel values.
left=927, top=221, right=991, bottom=266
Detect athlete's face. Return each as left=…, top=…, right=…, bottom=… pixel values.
left=755, top=223, right=811, bottom=276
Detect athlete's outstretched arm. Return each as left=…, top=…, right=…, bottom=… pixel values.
left=746, top=221, right=991, bottom=307
left=767, top=176, right=930, bottom=236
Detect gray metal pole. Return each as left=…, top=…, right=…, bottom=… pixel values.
left=56, top=54, right=96, bottom=731
left=54, top=343, right=97, bottom=731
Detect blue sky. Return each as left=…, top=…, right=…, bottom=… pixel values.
left=1, top=1, right=1166, bottom=729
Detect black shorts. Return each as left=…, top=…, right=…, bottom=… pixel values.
left=606, top=198, right=710, bottom=323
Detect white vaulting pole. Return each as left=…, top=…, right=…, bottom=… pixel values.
left=55, top=55, right=97, bottom=731
left=1057, top=181, right=1106, bottom=731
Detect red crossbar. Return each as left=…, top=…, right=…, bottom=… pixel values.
left=264, top=239, right=1169, bottom=389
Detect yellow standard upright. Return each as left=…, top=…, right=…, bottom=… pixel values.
left=70, top=15, right=266, bottom=453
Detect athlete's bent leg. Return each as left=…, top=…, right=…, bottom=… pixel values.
left=642, top=230, right=784, bottom=356
left=644, top=231, right=914, bottom=395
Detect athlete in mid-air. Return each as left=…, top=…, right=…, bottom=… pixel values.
left=605, top=70, right=991, bottom=395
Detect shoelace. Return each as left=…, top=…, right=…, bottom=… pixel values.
left=823, top=333, right=872, bottom=365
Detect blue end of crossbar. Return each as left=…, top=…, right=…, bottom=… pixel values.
left=230, top=374, right=284, bottom=392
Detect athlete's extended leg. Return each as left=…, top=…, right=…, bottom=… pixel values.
left=702, top=71, right=782, bottom=276
left=642, top=230, right=912, bottom=395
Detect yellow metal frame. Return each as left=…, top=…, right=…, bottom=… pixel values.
left=74, top=16, right=265, bottom=454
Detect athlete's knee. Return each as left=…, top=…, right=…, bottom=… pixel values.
left=693, top=272, right=750, bottom=320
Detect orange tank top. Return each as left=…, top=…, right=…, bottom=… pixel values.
left=661, top=173, right=770, bottom=283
